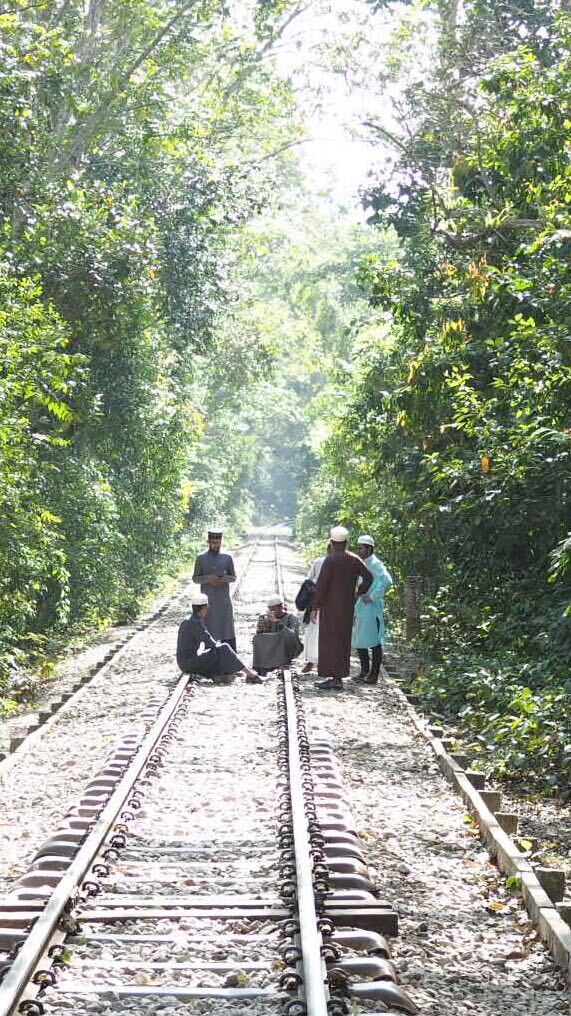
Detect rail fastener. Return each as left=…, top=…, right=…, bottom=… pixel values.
left=0, top=672, right=191, bottom=1016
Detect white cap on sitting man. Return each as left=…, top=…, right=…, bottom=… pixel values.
left=357, top=534, right=375, bottom=547
left=330, top=525, right=349, bottom=542
left=190, top=591, right=209, bottom=607
left=267, top=594, right=283, bottom=608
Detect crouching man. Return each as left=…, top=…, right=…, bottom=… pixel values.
left=177, top=592, right=263, bottom=684
left=252, top=595, right=303, bottom=676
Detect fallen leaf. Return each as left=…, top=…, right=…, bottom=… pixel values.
left=487, top=901, right=506, bottom=913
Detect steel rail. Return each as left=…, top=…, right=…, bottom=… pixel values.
left=274, top=532, right=286, bottom=603
left=0, top=672, right=191, bottom=1016
left=283, top=670, right=329, bottom=1016
left=0, top=526, right=289, bottom=1015
left=0, top=532, right=260, bottom=783
left=230, top=529, right=264, bottom=600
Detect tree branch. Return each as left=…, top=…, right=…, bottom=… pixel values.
left=222, top=1, right=310, bottom=101
left=0, top=1, right=48, bottom=12
left=434, top=216, right=544, bottom=249
left=235, top=135, right=313, bottom=170
left=361, top=119, right=409, bottom=155
left=52, top=0, right=202, bottom=175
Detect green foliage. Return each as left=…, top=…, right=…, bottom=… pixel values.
left=189, top=196, right=396, bottom=526
left=299, top=4, right=571, bottom=790
left=356, top=24, right=571, bottom=625
left=550, top=534, right=571, bottom=616
left=0, top=268, right=85, bottom=680
left=0, top=0, right=303, bottom=692
left=413, top=655, right=571, bottom=793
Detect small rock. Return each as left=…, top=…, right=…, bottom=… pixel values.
left=406, top=966, right=424, bottom=980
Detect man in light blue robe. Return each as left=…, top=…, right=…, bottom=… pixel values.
left=352, top=534, right=393, bottom=685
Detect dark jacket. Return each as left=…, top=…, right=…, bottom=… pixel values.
left=295, top=578, right=316, bottom=623
left=177, top=614, right=217, bottom=673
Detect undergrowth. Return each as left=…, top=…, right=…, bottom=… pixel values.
left=409, top=593, right=571, bottom=797
left=0, top=531, right=205, bottom=720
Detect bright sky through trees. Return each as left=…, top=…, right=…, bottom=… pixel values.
left=274, top=1, right=391, bottom=211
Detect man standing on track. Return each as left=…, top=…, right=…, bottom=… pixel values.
left=300, top=542, right=330, bottom=674
left=352, top=535, right=393, bottom=685
left=311, top=525, right=373, bottom=691
left=192, top=527, right=237, bottom=651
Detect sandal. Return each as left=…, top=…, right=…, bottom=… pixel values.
left=315, top=678, right=343, bottom=691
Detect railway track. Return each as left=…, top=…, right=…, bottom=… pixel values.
left=0, top=532, right=260, bottom=774
left=0, top=531, right=417, bottom=1016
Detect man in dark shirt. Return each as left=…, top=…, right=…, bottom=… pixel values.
left=177, top=592, right=262, bottom=684
left=192, top=528, right=237, bottom=651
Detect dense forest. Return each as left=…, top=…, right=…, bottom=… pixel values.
left=298, top=0, right=571, bottom=790
left=0, top=0, right=304, bottom=685
left=0, top=0, right=569, bottom=791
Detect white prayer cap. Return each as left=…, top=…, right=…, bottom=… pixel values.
left=207, top=524, right=223, bottom=536
left=190, top=591, right=209, bottom=607
left=267, top=594, right=283, bottom=608
left=330, top=525, right=349, bottom=542
left=357, top=534, right=375, bottom=547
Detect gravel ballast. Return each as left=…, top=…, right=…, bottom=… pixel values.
left=280, top=554, right=569, bottom=1014
left=38, top=535, right=290, bottom=1014
left=0, top=541, right=258, bottom=894
left=1, top=532, right=569, bottom=1015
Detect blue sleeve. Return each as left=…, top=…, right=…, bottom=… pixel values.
left=369, top=564, right=393, bottom=603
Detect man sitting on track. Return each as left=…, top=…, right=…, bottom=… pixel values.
left=177, top=592, right=263, bottom=684
left=252, top=595, right=303, bottom=676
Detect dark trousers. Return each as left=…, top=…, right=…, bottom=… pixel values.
left=192, top=643, right=244, bottom=677
left=358, top=645, right=382, bottom=680
left=226, top=637, right=237, bottom=653
left=252, top=629, right=303, bottom=676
